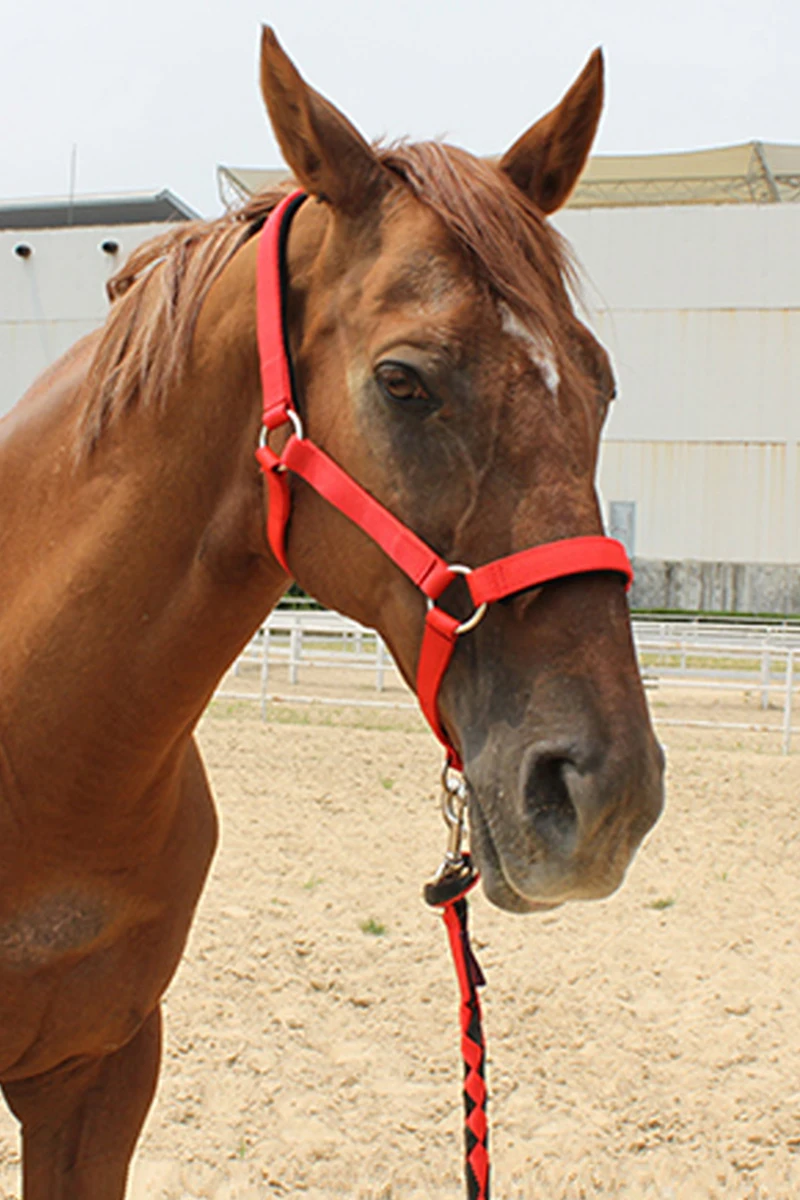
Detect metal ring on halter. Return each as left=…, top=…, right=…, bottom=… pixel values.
left=258, top=407, right=305, bottom=449
left=426, top=564, right=489, bottom=636
left=285, top=409, right=305, bottom=439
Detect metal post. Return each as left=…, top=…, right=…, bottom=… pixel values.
left=761, top=646, right=771, bottom=711
left=782, top=650, right=794, bottom=755
left=289, top=616, right=301, bottom=685
left=376, top=638, right=387, bottom=692
left=260, top=627, right=270, bottom=721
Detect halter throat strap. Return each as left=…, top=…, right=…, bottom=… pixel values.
left=255, top=190, right=633, bottom=772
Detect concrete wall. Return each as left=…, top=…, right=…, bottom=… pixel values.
left=631, top=559, right=800, bottom=615
left=0, top=223, right=175, bottom=419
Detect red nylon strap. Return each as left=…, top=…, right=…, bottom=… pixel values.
left=417, top=607, right=462, bottom=767
left=255, top=443, right=293, bottom=573
left=256, top=191, right=304, bottom=429
left=280, top=436, right=455, bottom=599
left=468, top=535, right=632, bottom=607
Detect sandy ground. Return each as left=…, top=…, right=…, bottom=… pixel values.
left=1, top=683, right=798, bottom=1199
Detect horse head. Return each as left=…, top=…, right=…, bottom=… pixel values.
left=258, top=29, right=664, bottom=913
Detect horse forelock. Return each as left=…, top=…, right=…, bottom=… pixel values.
left=379, top=141, right=577, bottom=301
left=378, top=141, right=589, bottom=404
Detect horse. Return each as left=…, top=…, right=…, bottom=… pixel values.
left=0, top=27, right=664, bottom=1198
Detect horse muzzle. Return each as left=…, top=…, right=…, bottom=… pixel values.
left=466, top=730, right=665, bottom=914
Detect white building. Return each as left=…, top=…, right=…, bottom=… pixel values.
left=0, top=190, right=196, bottom=420
left=555, top=143, right=800, bottom=611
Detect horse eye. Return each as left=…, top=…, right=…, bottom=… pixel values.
left=375, top=362, right=430, bottom=405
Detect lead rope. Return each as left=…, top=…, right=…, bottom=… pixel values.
left=424, top=769, right=490, bottom=1200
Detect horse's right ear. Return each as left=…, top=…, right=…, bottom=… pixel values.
left=259, top=27, right=389, bottom=216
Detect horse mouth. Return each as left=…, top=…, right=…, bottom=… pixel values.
left=468, top=791, right=561, bottom=915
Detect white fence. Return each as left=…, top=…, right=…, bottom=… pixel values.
left=633, top=616, right=800, bottom=751
left=217, top=606, right=416, bottom=717
left=215, top=608, right=800, bottom=752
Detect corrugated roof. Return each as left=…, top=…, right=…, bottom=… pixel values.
left=0, top=188, right=199, bottom=230
left=218, top=142, right=800, bottom=208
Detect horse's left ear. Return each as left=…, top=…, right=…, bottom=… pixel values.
left=499, top=49, right=603, bottom=214
left=259, top=27, right=389, bottom=216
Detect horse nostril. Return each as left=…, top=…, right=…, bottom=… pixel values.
left=524, top=754, right=579, bottom=857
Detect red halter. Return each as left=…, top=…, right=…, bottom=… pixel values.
left=255, top=191, right=632, bottom=772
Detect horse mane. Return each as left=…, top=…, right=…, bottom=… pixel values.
left=78, top=142, right=582, bottom=453
left=77, top=182, right=294, bottom=452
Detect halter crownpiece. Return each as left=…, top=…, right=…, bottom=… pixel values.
left=255, top=190, right=633, bottom=773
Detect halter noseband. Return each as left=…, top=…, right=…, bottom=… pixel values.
left=255, top=191, right=632, bottom=772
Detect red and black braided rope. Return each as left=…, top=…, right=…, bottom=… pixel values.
left=442, top=893, right=489, bottom=1198
left=427, top=858, right=489, bottom=1200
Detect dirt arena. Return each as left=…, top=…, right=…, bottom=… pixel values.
left=1, top=682, right=798, bottom=1198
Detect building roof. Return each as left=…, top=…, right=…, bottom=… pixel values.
left=569, top=142, right=800, bottom=207
left=0, top=188, right=199, bottom=230
left=218, top=142, right=800, bottom=209
left=217, top=167, right=291, bottom=209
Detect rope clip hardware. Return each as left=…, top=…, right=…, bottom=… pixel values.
left=440, top=762, right=469, bottom=867
left=424, top=763, right=479, bottom=908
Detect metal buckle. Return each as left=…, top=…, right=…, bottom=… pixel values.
left=426, top=563, right=488, bottom=636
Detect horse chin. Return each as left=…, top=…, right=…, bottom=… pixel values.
left=468, top=792, right=562, bottom=915
left=481, top=869, right=562, bottom=915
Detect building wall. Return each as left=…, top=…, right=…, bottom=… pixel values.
left=555, top=204, right=800, bottom=609
left=0, top=223, right=174, bottom=419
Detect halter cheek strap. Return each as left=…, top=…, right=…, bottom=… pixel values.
left=255, top=190, right=633, bottom=772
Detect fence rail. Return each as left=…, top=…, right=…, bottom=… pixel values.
left=215, top=608, right=800, bottom=752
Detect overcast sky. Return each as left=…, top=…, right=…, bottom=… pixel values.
left=1, top=0, right=798, bottom=217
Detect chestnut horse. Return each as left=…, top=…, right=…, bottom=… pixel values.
left=0, top=29, right=663, bottom=1198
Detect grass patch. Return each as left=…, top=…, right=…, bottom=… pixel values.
left=640, top=651, right=763, bottom=673
left=204, top=700, right=257, bottom=721
left=648, top=896, right=676, bottom=911
left=360, top=918, right=387, bottom=936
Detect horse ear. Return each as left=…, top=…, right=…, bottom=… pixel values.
left=259, top=27, right=389, bottom=215
left=499, top=49, right=604, bottom=214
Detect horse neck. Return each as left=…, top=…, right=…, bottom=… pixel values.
left=0, top=240, right=287, bottom=812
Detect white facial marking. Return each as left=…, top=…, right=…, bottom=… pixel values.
left=499, top=303, right=560, bottom=397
